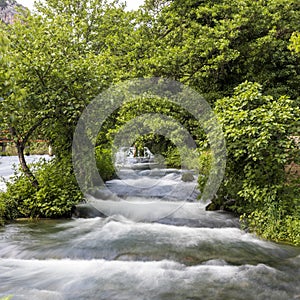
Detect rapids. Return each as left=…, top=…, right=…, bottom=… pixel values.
left=0, top=156, right=299, bottom=299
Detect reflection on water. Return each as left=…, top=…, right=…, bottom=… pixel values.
left=0, top=156, right=299, bottom=299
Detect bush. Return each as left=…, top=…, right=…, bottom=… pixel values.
left=197, top=150, right=212, bottom=192
left=164, top=147, right=205, bottom=170
left=0, top=196, right=5, bottom=225
left=214, top=81, right=300, bottom=245
left=164, top=147, right=181, bottom=168
left=0, top=168, right=36, bottom=220
left=0, top=157, right=82, bottom=219
left=95, top=146, right=116, bottom=182
left=243, top=208, right=300, bottom=246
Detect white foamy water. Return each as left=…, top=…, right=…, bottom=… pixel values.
left=105, top=169, right=199, bottom=201
left=0, top=257, right=299, bottom=300
left=89, top=167, right=200, bottom=221
left=0, top=156, right=299, bottom=299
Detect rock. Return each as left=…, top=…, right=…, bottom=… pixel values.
left=181, top=172, right=194, bottom=182
left=205, top=198, right=236, bottom=212
left=205, top=202, right=220, bottom=211
left=0, top=0, right=27, bottom=24
left=72, top=203, right=107, bottom=218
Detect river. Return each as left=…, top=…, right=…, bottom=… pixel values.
left=0, top=156, right=299, bottom=299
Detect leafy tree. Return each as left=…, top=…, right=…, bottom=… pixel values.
left=0, top=16, right=93, bottom=186
left=99, top=94, right=199, bottom=142
left=0, top=0, right=137, bottom=218
left=94, top=92, right=204, bottom=172
left=0, top=0, right=135, bottom=186
left=0, top=25, right=41, bottom=186
left=136, top=0, right=300, bottom=103
left=214, top=81, right=300, bottom=244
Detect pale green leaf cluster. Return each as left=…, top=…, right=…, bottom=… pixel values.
left=289, top=32, right=300, bottom=53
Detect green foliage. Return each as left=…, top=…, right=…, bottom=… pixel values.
left=137, top=0, right=300, bottom=102
left=164, top=147, right=181, bottom=168
left=0, top=0, right=137, bottom=204
left=0, top=296, right=13, bottom=300
left=0, top=0, right=299, bottom=246
left=243, top=206, right=300, bottom=246
left=0, top=196, right=5, bottom=225
left=0, top=0, right=135, bottom=164
left=0, top=157, right=82, bottom=219
left=289, top=32, right=300, bottom=53
left=95, top=146, right=116, bottom=182
left=96, top=94, right=202, bottom=169
left=0, top=171, right=35, bottom=220
left=98, top=95, right=199, bottom=144
left=197, top=151, right=212, bottom=193
left=215, top=81, right=300, bottom=244
left=163, top=147, right=209, bottom=173
left=0, top=13, right=102, bottom=155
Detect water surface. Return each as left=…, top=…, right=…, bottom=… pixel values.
left=0, top=156, right=299, bottom=299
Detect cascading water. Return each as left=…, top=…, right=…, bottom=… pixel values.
left=0, top=156, right=300, bottom=300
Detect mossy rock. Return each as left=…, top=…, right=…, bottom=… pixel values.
left=206, top=202, right=220, bottom=211
left=73, top=203, right=106, bottom=218
left=181, top=172, right=194, bottom=182
left=206, top=199, right=236, bottom=212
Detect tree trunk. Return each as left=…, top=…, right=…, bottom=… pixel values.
left=16, top=142, right=39, bottom=188
left=16, top=141, right=39, bottom=189
left=9, top=126, right=39, bottom=189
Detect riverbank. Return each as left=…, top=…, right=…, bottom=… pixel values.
left=0, top=142, right=52, bottom=156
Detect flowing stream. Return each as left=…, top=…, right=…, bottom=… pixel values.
left=0, top=156, right=300, bottom=300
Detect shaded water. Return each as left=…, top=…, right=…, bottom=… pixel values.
left=0, top=157, right=300, bottom=299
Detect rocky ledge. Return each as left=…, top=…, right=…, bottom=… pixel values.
left=0, top=0, right=26, bottom=24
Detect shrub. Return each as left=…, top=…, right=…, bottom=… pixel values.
left=95, top=146, right=116, bottom=182
left=164, top=147, right=205, bottom=170
left=0, top=196, right=5, bottom=225
left=164, top=147, right=181, bottom=168
left=214, top=81, right=300, bottom=245
left=197, top=150, right=212, bottom=192
left=0, top=156, right=82, bottom=219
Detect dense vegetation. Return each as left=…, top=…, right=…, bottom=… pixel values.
left=214, top=82, right=300, bottom=244
left=0, top=0, right=299, bottom=244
